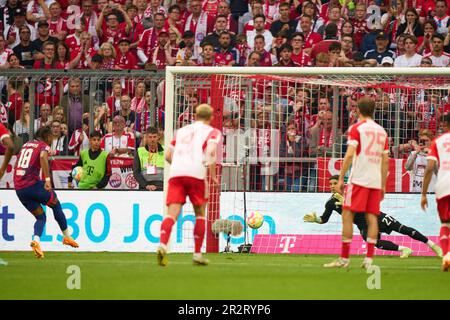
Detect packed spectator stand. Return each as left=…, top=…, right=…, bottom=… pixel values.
left=0, top=0, right=449, bottom=191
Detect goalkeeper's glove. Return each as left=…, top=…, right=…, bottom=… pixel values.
left=333, top=193, right=344, bottom=207
left=303, top=212, right=322, bottom=224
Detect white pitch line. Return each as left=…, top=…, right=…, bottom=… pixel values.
left=163, top=261, right=441, bottom=270
left=4, top=259, right=440, bottom=270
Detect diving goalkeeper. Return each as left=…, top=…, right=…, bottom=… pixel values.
left=303, top=175, right=442, bottom=258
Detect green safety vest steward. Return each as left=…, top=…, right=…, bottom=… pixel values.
left=138, top=146, right=164, bottom=182
left=138, top=146, right=165, bottom=169
left=78, top=149, right=109, bottom=189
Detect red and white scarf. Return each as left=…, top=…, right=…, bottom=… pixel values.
left=2, top=7, right=11, bottom=28
left=294, top=108, right=310, bottom=136
left=143, top=5, right=166, bottom=18
left=185, top=12, right=208, bottom=46
left=49, top=17, right=65, bottom=33
left=385, top=16, right=399, bottom=44
left=151, top=46, right=165, bottom=68
left=31, top=1, right=40, bottom=15
left=319, top=126, right=333, bottom=148
left=137, top=110, right=150, bottom=134
left=135, top=13, right=145, bottom=24
left=0, top=48, right=12, bottom=66
left=226, top=14, right=232, bottom=30
left=263, top=0, right=280, bottom=24
left=131, top=96, right=146, bottom=113
left=256, top=125, right=271, bottom=160
left=144, top=28, right=158, bottom=55
left=0, top=103, right=7, bottom=123
left=303, top=30, right=315, bottom=46
left=82, top=12, right=98, bottom=35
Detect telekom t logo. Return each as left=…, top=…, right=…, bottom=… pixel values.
left=279, top=236, right=297, bottom=253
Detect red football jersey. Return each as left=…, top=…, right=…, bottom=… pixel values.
left=65, top=34, right=80, bottom=48
left=115, top=51, right=138, bottom=69
left=48, top=18, right=68, bottom=38
left=13, top=140, right=51, bottom=190
left=100, top=23, right=128, bottom=46
left=0, top=123, right=9, bottom=143
left=214, top=50, right=236, bottom=66
left=7, top=91, right=23, bottom=121
left=70, top=47, right=97, bottom=69
left=291, top=50, right=312, bottom=66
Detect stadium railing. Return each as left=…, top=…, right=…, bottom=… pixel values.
left=1, top=68, right=448, bottom=193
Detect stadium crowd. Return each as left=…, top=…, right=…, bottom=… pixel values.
left=3, top=0, right=450, bottom=69
left=0, top=0, right=450, bottom=191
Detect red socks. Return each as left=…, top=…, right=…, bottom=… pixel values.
left=439, top=226, right=450, bottom=255
left=341, top=241, right=351, bottom=259
left=194, top=217, right=206, bottom=253
left=160, top=216, right=175, bottom=246
left=160, top=216, right=206, bottom=253
left=366, top=238, right=376, bottom=259
left=366, top=243, right=375, bottom=259
left=342, top=239, right=376, bottom=259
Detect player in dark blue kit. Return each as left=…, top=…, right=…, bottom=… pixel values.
left=0, top=122, right=15, bottom=266
left=304, top=175, right=443, bottom=258
left=13, top=126, right=79, bottom=259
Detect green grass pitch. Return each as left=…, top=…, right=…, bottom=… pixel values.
left=0, top=252, right=448, bottom=299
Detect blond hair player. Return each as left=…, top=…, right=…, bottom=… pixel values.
left=157, top=104, right=221, bottom=266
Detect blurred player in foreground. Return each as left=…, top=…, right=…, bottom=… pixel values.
left=13, top=126, right=79, bottom=259
left=324, top=97, right=389, bottom=269
left=421, top=112, right=450, bottom=271
left=304, top=175, right=442, bottom=258
left=157, top=104, right=221, bottom=266
left=0, top=122, right=14, bottom=266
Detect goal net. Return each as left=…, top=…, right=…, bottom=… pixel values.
left=164, top=67, right=449, bottom=256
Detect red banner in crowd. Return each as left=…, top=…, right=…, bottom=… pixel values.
left=1, top=156, right=412, bottom=192
left=51, top=157, right=139, bottom=189
left=317, top=157, right=411, bottom=192
left=0, top=156, right=139, bottom=189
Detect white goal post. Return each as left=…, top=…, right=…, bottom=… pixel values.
left=163, top=67, right=450, bottom=254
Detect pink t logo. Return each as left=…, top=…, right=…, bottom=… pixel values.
left=279, top=236, right=297, bottom=253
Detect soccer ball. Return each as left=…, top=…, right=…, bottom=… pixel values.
left=71, top=166, right=83, bottom=182
left=246, top=211, right=264, bottom=229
